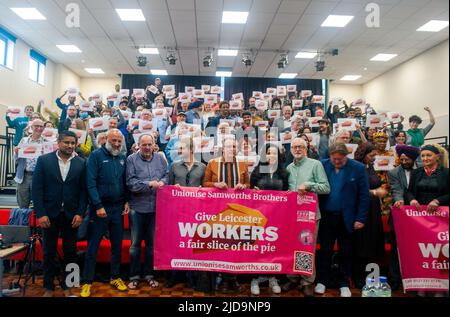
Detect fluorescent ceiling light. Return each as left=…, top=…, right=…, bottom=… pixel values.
left=370, top=53, right=397, bottom=61
left=222, top=11, right=248, bottom=24
left=295, top=51, right=317, bottom=59
left=56, top=45, right=82, bottom=53
left=151, top=69, right=168, bottom=75
left=218, top=49, right=238, bottom=56
left=85, top=68, right=104, bottom=74
left=139, top=48, right=159, bottom=54
left=416, top=20, right=449, bottom=32
left=11, top=8, right=46, bottom=20
left=340, top=75, right=361, bottom=81
left=116, top=9, right=145, bottom=21
left=216, top=71, right=232, bottom=77
left=321, top=15, right=354, bottom=27
left=279, top=73, right=297, bottom=79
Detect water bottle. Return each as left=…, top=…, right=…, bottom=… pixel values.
left=378, top=276, right=392, bottom=297
left=361, top=278, right=377, bottom=297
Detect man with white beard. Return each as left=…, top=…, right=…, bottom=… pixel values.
left=80, top=129, right=130, bottom=297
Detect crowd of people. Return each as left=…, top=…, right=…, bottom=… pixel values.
left=5, top=77, right=449, bottom=298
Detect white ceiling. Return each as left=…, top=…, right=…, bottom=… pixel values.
left=0, top=0, right=448, bottom=84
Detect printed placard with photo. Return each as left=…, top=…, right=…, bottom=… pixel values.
left=6, top=106, right=25, bottom=120
left=345, top=144, right=358, bottom=159
left=90, top=93, right=103, bottom=101
left=219, top=119, right=236, bottom=128
left=133, top=89, right=145, bottom=98
left=331, top=97, right=343, bottom=106
left=280, top=132, right=293, bottom=144
left=374, top=155, right=395, bottom=171
left=229, top=100, right=243, bottom=110
left=266, top=88, right=276, bottom=95
left=119, top=89, right=130, bottom=97
left=366, top=114, right=385, bottom=128
left=185, top=86, right=195, bottom=93
left=232, top=92, right=244, bottom=101
left=353, top=98, right=366, bottom=106
left=276, top=86, right=287, bottom=97
left=163, top=85, right=175, bottom=94
left=178, top=92, right=192, bottom=103
left=337, top=118, right=358, bottom=131
left=255, top=121, right=269, bottom=129
left=201, top=85, right=210, bottom=92
left=204, top=94, right=218, bottom=104
left=311, top=95, right=325, bottom=104
left=300, top=90, right=312, bottom=98
left=267, top=110, right=281, bottom=119
left=192, top=89, right=205, bottom=99
left=193, top=137, right=214, bottom=153
left=165, top=107, right=173, bottom=116
left=252, top=91, right=263, bottom=99
left=42, top=142, right=58, bottom=155
left=292, top=99, right=303, bottom=109
left=152, top=108, right=167, bottom=119
left=89, top=117, right=108, bottom=131
left=261, top=93, right=272, bottom=101
left=67, top=87, right=79, bottom=97
left=69, top=128, right=87, bottom=145
left=287, top=85, right=297, bottom=93
left=387, top=112, right=401, bottom=122
left=186, top=123, right=202, bottom=134
left=128, top=118, right=140, bottom=129
left=308, top=117, right=322, bottom=128
left=305, top=133, right=319, bottom=147
left=294, top=110, right=304, bottom=118
left=210, top=86, right=222, bottom=94
left=139, top=119, right=156, bottom=132
left=120, top=110, right=133, bottom=121
left=18, top=144, right=43, bottom=159
left=107, top=93, right=119, bottom=102
left=147, top=85, right=159, bottom=94
left=255, top=100, right=268, bottom=112
left=80, top=100, right=94, bottom=112
left=42, top=128, right=58, bottom=142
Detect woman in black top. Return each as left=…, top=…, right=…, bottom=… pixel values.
left=405, top=144, right=449, bottom=297
left=249, top=144, right=288, bottom=295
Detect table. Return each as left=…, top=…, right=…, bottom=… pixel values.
left=0, top=243, right=27, bottom=297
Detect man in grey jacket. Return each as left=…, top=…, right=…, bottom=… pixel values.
left=126, top=134, right=168, bottom=290
left=388, top=144, right=420, bottom=290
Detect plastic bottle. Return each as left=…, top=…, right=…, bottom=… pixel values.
left=361, top=278, right=376, bottom=297
left=378, top=276, right=392, bottom=297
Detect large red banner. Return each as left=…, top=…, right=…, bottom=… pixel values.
left=154, top=186, right=318, bottom=274
left=392, top=206, right=449, bottom=291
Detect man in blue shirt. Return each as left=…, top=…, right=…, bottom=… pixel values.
left=126, top=134, right=168, bottom=290
left=55, top=90, right=85, bottom=124
left=6, top=105, right=34, bottom=146
left=315, top=143, right=369, bottom=297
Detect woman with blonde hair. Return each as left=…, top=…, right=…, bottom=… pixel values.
left=200, top=102, right=215, bottom=123
left=432, top=143, right=449, bottom=168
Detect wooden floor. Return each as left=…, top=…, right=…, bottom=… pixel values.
left=2, top=274, right=411, bottom=298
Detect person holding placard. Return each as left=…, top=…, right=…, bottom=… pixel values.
left=59, top=105, right=78, bottom=132
left=317, top=118, right=331, bottom=160
left=284, top=137, right=330, bottom=297
left=352, top=142, right=387, bottom=289
left=406, top=107, right=435, bottom=148
left=249, top=144, right=288, bottom=296
left=205, top=101, right=232, bottom=129
left=70, top=118, right=92, bottom=158
left=299, top=133, right=319, bottom=160
left=6, top=105, right=34, bottom=146
left=14, top=119, right=46, bottom=208
left=273, top=105, right=293, bottom=131
left=56, top=89, right=85, bottom=124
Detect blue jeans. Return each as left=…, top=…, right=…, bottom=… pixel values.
left=82, top=204, right=124, bottom=283
left=129, top=210, right=156, bottom=281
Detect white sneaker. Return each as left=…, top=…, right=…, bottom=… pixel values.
left=269, top=278, right=281, bottom=294
left=250, top=279, right=260, bottom=296
left=314, top=283, right=326, bottom=294
left=340, top=287, right=352, bottom=297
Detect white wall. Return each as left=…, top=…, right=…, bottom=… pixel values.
left=329, top=83, right=363, bottom=104
left=363, top=40, right=449, bottom=140
left=80, top=77, right=121, bottom=102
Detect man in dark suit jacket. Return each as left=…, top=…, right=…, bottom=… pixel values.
left=32, top=130, right=87, bottom=297
left=388, top=144, right=420, bottom=290
left=315, top=143, right=370, bottom=297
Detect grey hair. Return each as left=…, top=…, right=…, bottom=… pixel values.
left=138, top=133, right=155, bottom=145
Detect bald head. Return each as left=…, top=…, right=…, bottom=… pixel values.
left=106, top=129, right=123, bottom=156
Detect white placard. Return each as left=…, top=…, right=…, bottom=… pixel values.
left=280, top=132, right=293, bottom=144
left=300, top=90, right=312, bottom=98
left=201, top=85, right=210, bottom=92
left=366, top=114, right=385, bottom=128
left=42, top=142, right=58, bottom=155
left=139, top=119, right=156, bottom=132
left=266, top=88, right=276, bottom=95
left=314, top=109, right=325, bottom=118
left=67, top=87, right=79, bottom=97
left=42, top=128, right=58, bottom=142
left=387, top=112, right=401, bottom=122
left=165, top=107, right=173, bottom=116
left=210, top=86, right=221, bottom=94
left=267, top=110, right=281, bottom=119
left=69, top=128, right=87, bottom=145
left=276, top=86, right=287, bottom=97
left=308, top=117, right=321, bottom=128
left=229, top=100, right=242, bottom=110
left=193, top=137, right=214, bottom=153
left=165, top=90, right=176, bottom=99
left=186, top=123, right=201, bottom=133
left=128, top=118, right=140, bottom=129
left=331, top=97, right=343, bottom=106
left=152, top=108, right=166, bottom=119
left=294, top=110, right=304, bottom=118
left=185, top=86, right=195, bottom=93
left=292, top=99, right=303, bottom=109
left=345, top=144, right=358, bottom=159
left=287, top=85, right=297, bottom=92
left=80, top=100, right=94, bottom=112
left=353, top=98, right=366, bottom=106
left=119, top=89, right=130, bottom=97
left=252, top=91, right=263, bottom=99
left=147, top=85, right=159, bottom=94
left=261, top=93, right=272, bottom=101
left=107, top=93, right=119, bottom=102
left=220, top=119, right=236, bottom=128
left=255, top=100, right=268, bottom=112
left=89, top=117, right=108, bottom=131
left=178, top=92, right=192, bottom=103
left=374, top=155, right=395, bottom=171
left=232, top=92, right=244, bottom=101
left=120, top=110, right=133, bottom=121
left=338, top=118, right=357, bottom=131
left=192, top=89, right=205, bottom=99
left=204, top=94, right=218, bottom=104
left=163, top=85, right=175, bottom=94
left=18, top=144, right=43, bottom=159
left=311, top=95, right=325, bottom=104
left=255, top=121, right=269, bottom=128
left=133, top=89, right=145, bottom=98
left=91, top=93, right=103, bottom=101
left=6, top=106, right=25, bottom=120
left=305, top=133, right=319, bottom=147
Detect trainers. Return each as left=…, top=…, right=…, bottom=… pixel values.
left=250, top=279, right=260, bottom=296
left=314, top=283, right=326, bottom=294
left=340, top=287, right=352, bottom=297
left=269, top=278, right=281, bottom=294
left=80, top=284, right=91, bottom=298
left=110, top=278, right=127, bottom=291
